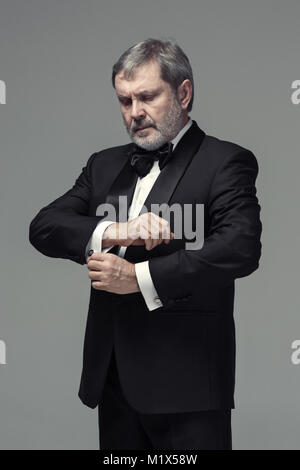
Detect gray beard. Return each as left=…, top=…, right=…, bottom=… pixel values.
left=126, top=97, right=184, bottom=151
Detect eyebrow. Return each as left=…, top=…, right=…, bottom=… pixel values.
left=117, top=88, right=161, bottom=99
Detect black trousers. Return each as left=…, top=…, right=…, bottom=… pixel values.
left=98, top=348, right=232, bottom=450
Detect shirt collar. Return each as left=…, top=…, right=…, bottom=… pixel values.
left=171, top=117, right=192, bottom=150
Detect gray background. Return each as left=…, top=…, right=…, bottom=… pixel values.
left=0, top=0, right=299, bottom=450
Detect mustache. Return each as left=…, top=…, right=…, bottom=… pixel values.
left=131, top=122, right=155, bottom=132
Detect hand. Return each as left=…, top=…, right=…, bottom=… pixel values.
left=103, top=212, right=174, bottom=251
left=86, top=252, right=140, bottom=294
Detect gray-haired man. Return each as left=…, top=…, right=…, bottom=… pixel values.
left=29, top=38, right=262, bottom=450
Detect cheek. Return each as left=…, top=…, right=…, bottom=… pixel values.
left=121, top=110, right=130, bottom=123
left=145, top=106, right=160, bottom=122
left=150, top=102, right=167, bottom=118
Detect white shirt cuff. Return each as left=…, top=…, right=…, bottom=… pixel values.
left=135, top=261, right=163, bottom=311
left=85, top=220, right=116, bottom=258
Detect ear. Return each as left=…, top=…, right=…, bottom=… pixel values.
left=177, top=79, right=192, bottom=110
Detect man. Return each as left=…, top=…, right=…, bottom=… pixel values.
left=29, top=38, right=262, bottom=450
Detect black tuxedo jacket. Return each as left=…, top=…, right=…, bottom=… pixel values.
left=29, top=120, right=262, bottom=413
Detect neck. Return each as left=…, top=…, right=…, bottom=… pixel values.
left=181, top=114, right=189, bottom=129
left=169, top=114, right=189, bottom=141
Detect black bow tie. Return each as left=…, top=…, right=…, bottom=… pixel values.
left=127, top=141, right=174, bottom=178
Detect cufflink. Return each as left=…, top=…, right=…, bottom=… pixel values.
left=88, top=249, right=94, bottom=256
left=154, top=295, right=161, bottom=304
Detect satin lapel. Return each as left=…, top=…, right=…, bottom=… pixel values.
left=140, top=120, right=205, bottom=215
left=99, top=156, right=138, bottom=223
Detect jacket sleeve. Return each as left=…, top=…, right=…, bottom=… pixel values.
left=29, top=152, right=105, bottom=265
left=148, top=149, right=263, bottom=305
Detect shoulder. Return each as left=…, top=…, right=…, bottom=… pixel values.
left=92, top=142, right=133, bottom=160
left=84, top=142, right=133, bottom=170
left=204, top=133, right=256, bottom=159
left=201, top=133, right=259, bottom=171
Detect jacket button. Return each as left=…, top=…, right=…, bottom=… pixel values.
left=88, top=249, right=94, bottom=256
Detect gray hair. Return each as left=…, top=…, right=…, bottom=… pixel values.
left=111, top=37, right=194, bottom=112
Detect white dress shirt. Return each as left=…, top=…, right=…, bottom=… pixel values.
left=86, top=118, right=193, bottom=311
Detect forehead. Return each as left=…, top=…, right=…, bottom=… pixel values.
left=115, top=60, right=168, bottom=96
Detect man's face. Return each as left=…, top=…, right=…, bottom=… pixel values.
left=115, top=60, right=184, bottom=150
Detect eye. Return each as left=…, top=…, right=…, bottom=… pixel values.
left=143, top=95, right=154, bottom=101
left=120, top=99, right=131, bottom=107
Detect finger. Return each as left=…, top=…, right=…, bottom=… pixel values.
left=148, top=218, right=162, bottom=240
left=148, top=222, right=160, bottom=249
left=146, top=213, right=162, bottom=235
left=141, top=217, right=164, bottom=249
left=91, top=281, right=105, bottom=290
left=87, top=260, right=102, bottom=271
left=88, top=268, right=103, bottom=280
left=163, top=230, right=174, bottom=242
left=88, top=252, right=110, bottom=261
left=86, top=255, right=94, bottom=265
left=161, top=221, right=172, bottom=238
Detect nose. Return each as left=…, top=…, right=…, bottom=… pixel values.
left=130, top=99, right=146, bottom=121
